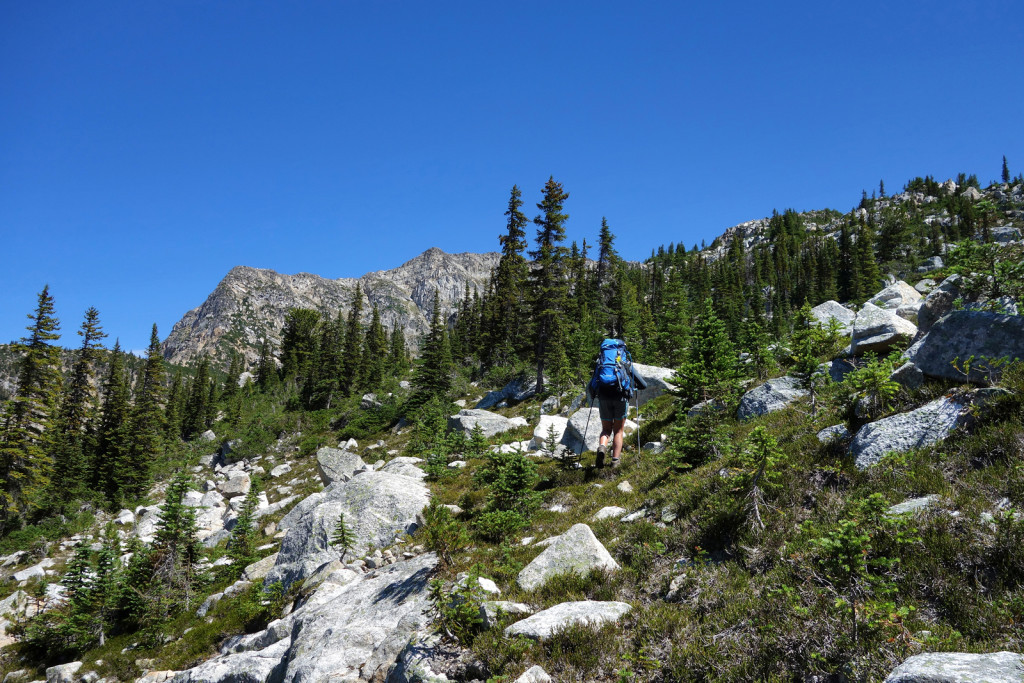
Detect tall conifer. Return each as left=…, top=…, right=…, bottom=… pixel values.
left=529, top=177, right=570, bottom=394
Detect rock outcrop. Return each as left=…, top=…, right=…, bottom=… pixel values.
left=265, top=471, right=430, bottom=589
left=517, top=524, right=618, bottom=591
left=810, top=300, right=856, bottom=335
left=907, top=311, right=1024, bottom=384
left=849, top=394, right=978, bottom=469
left=447, top=409, right=528, bottom=438
left=737, top=376, right=807, bottom=420
left=630, top=363, right=677, bottom=405
left=503, top=600, right=632, bottom=640
left=883, top=651, right=1024, bottom=682
left=175, top=554, right=438, bottom=683
left=315, top=447, right=367, bottom=486
left=851, top=303, right=918, bottom=355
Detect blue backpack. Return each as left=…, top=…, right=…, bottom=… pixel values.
left=589, top=339, right=634, bottom=398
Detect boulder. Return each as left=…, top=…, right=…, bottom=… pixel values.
left=890, top=362, right=925, bottom=390
left=475, top=377, right=539, bottom=409
left=917, top=275, right=962, bottom=335
left=265, top=472, right=430, bottom=589
left=447, top=409, right=522, bottom=438
left=45, top=663, right=82, bottom=683
left=503, top=600, right=632, bottom=640
left=242, top=554, right=279, bottom=582
left=516, top=523, right=619, bottom=591
left=14, top=558, right=55, bottom=582
left=531, top=415, right=569, bottom=451
left=592, top=506, right=628, bottom=521
left=378, top=457, right=426, bottom=481
left=269, top=463, right=292, bottom=479
left=915, top=278, right=937, bottom=294
left=849, top=394, right=978, bottom=469
left=515, top=666, right=553, bottom=683
left=199, top=429, right=217, bottom=442
left=201, top=554, right=435, bottom=683
left=907, top=311, right=1024, bottom=384
left=886, top=496, right=940, bottom=517
left=896, top=301, right=922, bottom=324
left=883, top=651, right=1024, bottom=682
left=991, top=226, right=1022, bottom=244
left=820, top=358, right=857, bottom=384
left=630, top=363, right=677, bottom=406
left=315, top=447, right=367, bottom=486
left=851, top=303, right=918, bottom=355
left=868, top=281, right=923, bottom=310
left=563, top=407, right=636, bottom=453
left=479, top=601, right=534, bottom=628
left=817, top=424, right=850, bottom=444
left=219, top=473, right=252, bottom=499
left=915, top=256, right=944, bottom=273
left=737, top=376, right=807, bottom=420
left=810, top=300, right=856, bottom=335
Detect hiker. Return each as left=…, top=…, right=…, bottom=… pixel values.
left=587, top=338, right=647, bottom=468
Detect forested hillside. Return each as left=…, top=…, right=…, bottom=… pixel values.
left=1, top=165, right=1023, bottom=682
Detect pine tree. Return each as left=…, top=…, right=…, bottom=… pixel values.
left=182, top=356, right=211, bottom=440
left=339, top=285, right=364, bottom=396
left=255, top=337, right=278, bottom=392
left=0, top=286, right=62, bottom=525
left=674, top=298, right=740, bottom=407
left=854, top=220, right=882, bottom=300
left=411, top=291, right=453, bottom=404
left=529, top=177, right=570, bottom=394
left=331, top=512, right=357, bottom=562
left=164, top=372, right=185, bottom=442
left=150, top=471, right=202, bottom=618
left=124, top=325, right=165, bottom=499
left=92, top=341, right=132, bottom=504
left=52, top=307, right=107, bottom=496
left=226, top=482, right=260, bottom=575
left=360, top=304, right=388, bottom=391
left=1002, top=155, right=1011, bottom=184
left=280, top=308, right=321, bottom=384
left=388, top=324, right=410, bottom=378
left=485, top=185, right=531, bottom=368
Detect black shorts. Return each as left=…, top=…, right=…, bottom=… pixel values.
left=598, top=394, right=629, bottom=421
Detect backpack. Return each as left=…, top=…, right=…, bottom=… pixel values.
left=588, top=338, right=634, bottom=398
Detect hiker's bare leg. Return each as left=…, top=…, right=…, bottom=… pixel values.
left=599, top=420, right=613, bottom=447
left=611, top=419, right=625, bottom=459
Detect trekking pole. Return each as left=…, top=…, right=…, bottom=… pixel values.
left=580, top=395, right=595, bottom=458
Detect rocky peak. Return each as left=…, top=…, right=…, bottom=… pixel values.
left=162, top=248, right=499, bottom=368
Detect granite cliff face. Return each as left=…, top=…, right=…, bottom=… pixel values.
left=162, top=247, right=499, bottom=368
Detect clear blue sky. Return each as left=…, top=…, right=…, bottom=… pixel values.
left=2, top=1, right=1022, bottom=352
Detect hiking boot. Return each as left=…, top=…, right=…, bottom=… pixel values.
left=610, top=456, right=621, bottom=469
left=595, top=444, right=606, bottom=469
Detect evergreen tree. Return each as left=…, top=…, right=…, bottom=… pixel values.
left=485, top=185, right=531, bottom=368
left=0, top=286, right=62, bottom=525
left=182, top=356, right=211, bottom=440
left=339, top=285, right=364, bottom=396
left=410, top=291, right=453, bottom=404
left=92, top=342, right=132, bottom=504
left=854, top=220, right=882, bottom=299
left=124, top=325, right=165, bottom=499
left=150, top=471, right=202, bottom=619
left=529, top=177, right=570, bottom=394
left=674, top=298, right=740, bottom=407
left=1002, top=155, right=1010, bottom=184
left=226, top=481, right=260, bottom=575
left=331, top=512, right=357, bottom=562
left=52, top=307, right=107, bottom=496
left=280, top=308, right=321, bottom=384
left=164, top=371, right=185, bottom=442
left=388, top=324, right=410, bottom=378
left=360, top=304, right=388, bottom=391
left=255, top=337, right=278, bottom=392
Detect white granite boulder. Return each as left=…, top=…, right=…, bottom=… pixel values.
left=448, top=409, right=523, bottom=438
left=531, top=415, right=569, bottom=451
left=315, top=447, right=367, bottom=487
left=503, top=600, right=631, bottom=640
left=810, top=300, right=856, bottom=335
left=868, top=281, right=922, bottom=311
left=265, top=472, right=430, bottom=589
left=851, top=303, right=918, bottom=355
left=517, top=524, right=619, bottom=591
left=630, top=362, right=677, bottom=406
left=849, top=394, right=977, bottom=469
left=883, top=651, right=1024, bottom=682
left=737, top=376, right=807, bottom=420
left=907, top=311, right=1024, bottom=384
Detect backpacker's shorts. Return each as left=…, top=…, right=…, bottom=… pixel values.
left=598, top=394, right=629, bottom=421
